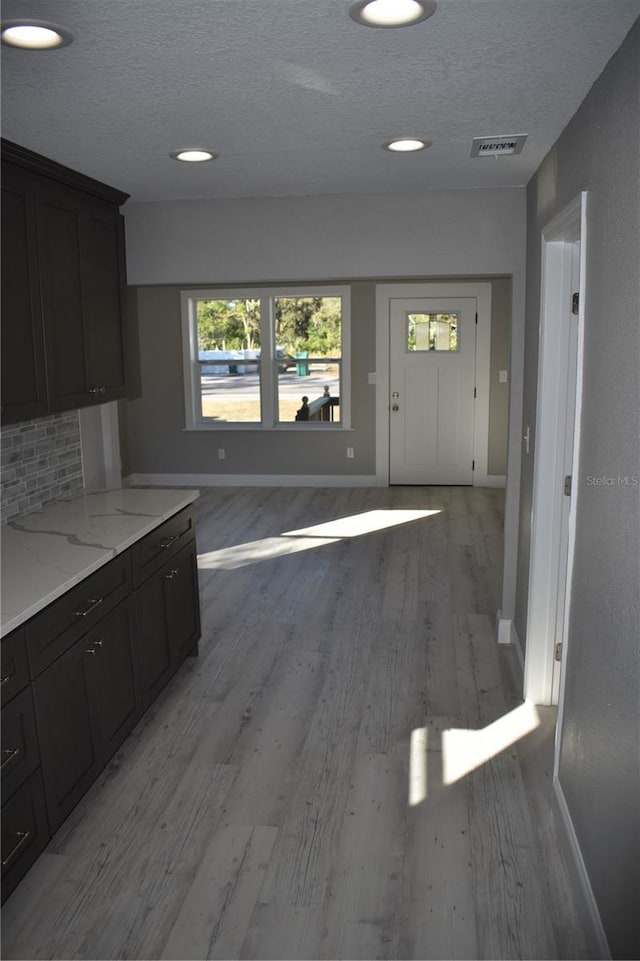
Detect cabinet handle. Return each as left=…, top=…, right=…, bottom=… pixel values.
left=164, top=568, right=180, bottom=580
left=157, top=535, right=177, bottom=550
left=0, top=673, right=14, bottom=688
left=88, top=386, right=106, bottom=395
left=73, top=597, right=103, bottom=618
left=85, top=647, right=98, bottom=656
left=94, top=639, right=104, bottom=648
left=1, top=747, right=21, bottom=773
left=2, top=830, right=33, bottom=869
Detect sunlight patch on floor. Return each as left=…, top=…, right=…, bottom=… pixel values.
left=442, top=702, right=541, bottom=785
left=409, top=702, right=541, bottom=805
left=198, top=508, right=440, bottom=570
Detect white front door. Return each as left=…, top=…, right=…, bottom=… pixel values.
left=389, top=297, right=477, bottom=485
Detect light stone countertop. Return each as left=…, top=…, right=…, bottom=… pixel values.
left=1, top=487, right=199, bottom=638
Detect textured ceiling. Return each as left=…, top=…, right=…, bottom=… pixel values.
left=1, top=0, right=639, bottom=201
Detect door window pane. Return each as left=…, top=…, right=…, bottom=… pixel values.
left=407, top=312, right=459, bottom=352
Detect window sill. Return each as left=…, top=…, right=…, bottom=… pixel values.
left=182, top=423, right=353, bottom=432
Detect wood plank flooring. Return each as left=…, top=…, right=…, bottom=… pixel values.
left=2, top=486, right=598, bottom=960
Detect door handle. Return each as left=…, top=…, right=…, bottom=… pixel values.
left=391, top=404, right=399, bottom=412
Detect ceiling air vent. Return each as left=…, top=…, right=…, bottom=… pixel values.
left=471, top=134, right=527, bottom=158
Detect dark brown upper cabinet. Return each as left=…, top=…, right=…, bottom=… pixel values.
left=1, top=140, right=130, bottom=424
left=1, top=164, right=48, bottom=423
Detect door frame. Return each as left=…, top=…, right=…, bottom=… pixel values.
left=375, top=282, right=493, bottom=486
left=523, top=192, right=587, bottom=707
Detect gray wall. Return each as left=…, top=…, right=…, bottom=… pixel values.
left=516, top=21, right=639, bottom=957
left=122, top=275, right=511, bottom=480
left=124, top=188, right=524, bottom=288
left=488, top=277, right=511, bottom=477
left=121, top=187, right=523, bottom=482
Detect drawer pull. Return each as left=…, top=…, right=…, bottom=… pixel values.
left=73, top=597, right=104, bottom=618
left=0, top=674, right=14, bottom=688
left=157, top=535, right=178, bottom=550
left=2, top=829, right=32, bottom=869
left=164, top=568, right=180, bottom=580
left=1, top=747, right=21, bottom=772
left=85, top=647, right=99, bottom=657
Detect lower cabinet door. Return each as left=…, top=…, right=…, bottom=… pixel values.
left=1, top=769, right=50, bottom=903
left=88, top=597, right=142, bottom=765
left=135, top=539, right=201, bottom=709
left=165, top=540, right=201, bottom=663
left=32, top=635, right=102, bottom=833
left=135, top=569, right=174, bottom=709
left=1, top=686, right=40, bottom=800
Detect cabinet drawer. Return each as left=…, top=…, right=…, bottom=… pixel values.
left=26, top=551, right=132, bottom=678
left=1, top=686, right=40, bottom=799
left=131, top=506, right=196, bottom=587
left=1, top=769, right=50, bottom=903
left=1, top=626, right=30, bottom=707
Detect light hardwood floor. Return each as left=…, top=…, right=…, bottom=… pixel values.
left=2, top=486, right=598, bottom=960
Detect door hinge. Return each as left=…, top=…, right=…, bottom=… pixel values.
left=555, top=643, right=563, bottom=662
left=472, top=459, right=475, bottom=471
left=564, top=475, right=572, bottom=496
left=572, top=292, right=579, bottom=315
left=475, top=313, right=478, bottom=324
left=473, top=387, right=477, bottom=399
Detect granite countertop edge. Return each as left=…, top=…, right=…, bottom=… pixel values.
left=1, top=487, right=200, bottom=638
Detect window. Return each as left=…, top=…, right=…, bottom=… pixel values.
left=407, top=312, right=459, bottom=352
left=181, top=286, right=350, bottom=429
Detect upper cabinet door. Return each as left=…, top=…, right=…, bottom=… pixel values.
left=36, top=188, right=128, bottom=412
left=36, top=186, right=90, bottom=412
left=0, top=165, right=48, bottom=424
left=1, top=140, right=130, bottom=421
left=81, top=207, right=127, bottom=400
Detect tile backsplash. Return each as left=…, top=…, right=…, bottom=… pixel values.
left=1, top=412, right=85, bottom=523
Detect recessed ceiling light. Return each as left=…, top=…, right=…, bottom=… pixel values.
left=170, top=149, right=219, bottom=163
left=383, top=138, right=432, bottom=152
left=1, top=19, right=73, bottom=49
left=349, top=0, right=437, bottom=27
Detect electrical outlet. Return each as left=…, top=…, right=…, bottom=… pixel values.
left=218, top=448, right=225, bottom=460
left=347, top=447, right=354, bottom=459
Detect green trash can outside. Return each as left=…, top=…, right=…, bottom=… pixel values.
left=295, top=351, right=309, bottom=376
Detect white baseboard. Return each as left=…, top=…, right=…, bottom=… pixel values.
left=474, top=473, right=506, bottom=489
left=496, top=615, right=525, bottom=671
left=553, top=777, right=611, bottom=959
left=125, top=472, right=377, bottom=488
left=497, top=613, right=512, bottom=645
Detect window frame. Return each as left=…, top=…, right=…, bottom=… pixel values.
left=180, top=285, right=351, bottom=430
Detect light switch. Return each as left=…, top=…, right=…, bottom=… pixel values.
left=499, top=370, right=508, bottom=383
left=368, top=372, right=376, bottom=385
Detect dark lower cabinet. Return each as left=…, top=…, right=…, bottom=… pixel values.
left=1, top=770, right=49, bottom=901
left=32, top=597, right=141, bottom=833
left=1, top=506, right=201, bottom=902
left=136, top=540, right=201, bottom=708
left=32, top=628, right=103, bottom=834
left=91, top=598, right=141, bottom=763
left=1, top=625, right=50, bottom=901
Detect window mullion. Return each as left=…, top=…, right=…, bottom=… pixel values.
left=260, top=296, right=275, bottom=427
